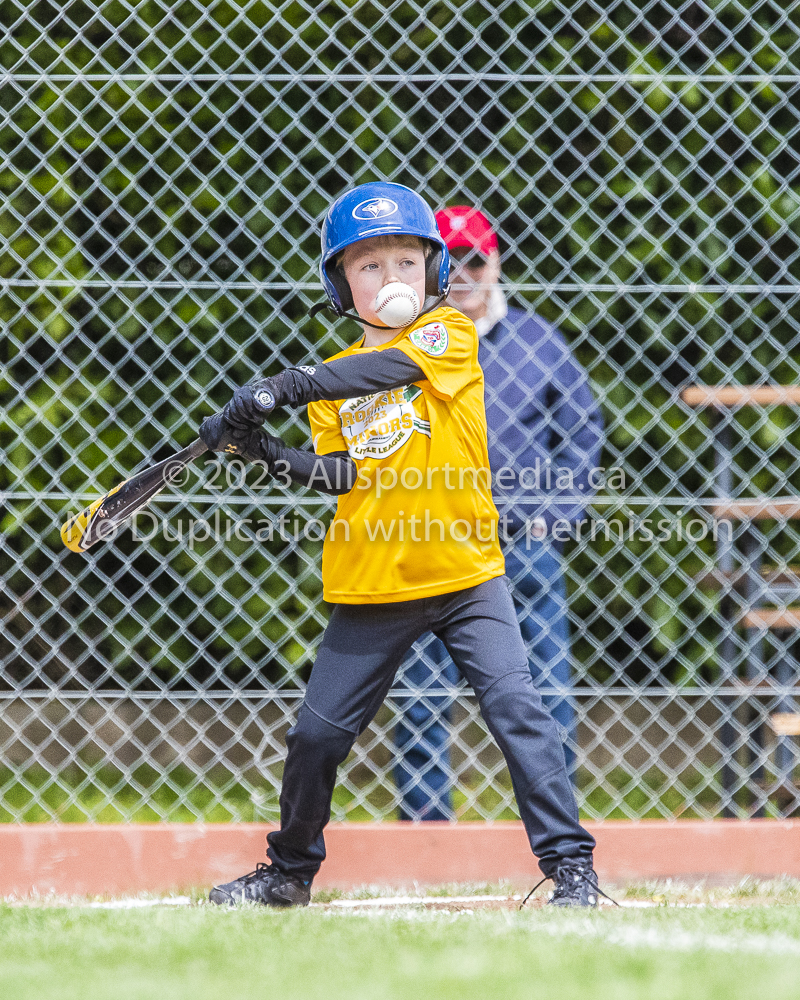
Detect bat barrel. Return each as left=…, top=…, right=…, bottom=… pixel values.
left=60, top=439, right=208, bottom=554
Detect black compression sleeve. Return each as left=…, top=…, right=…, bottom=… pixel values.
left=270, top=349, right=424, bottom=407
left=224, top=349, right=426, bottom=430
left=238, top=428, right=356, bottom=496
left=274, top=447, right=357, bottom=496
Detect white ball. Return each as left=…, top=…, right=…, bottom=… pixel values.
left=373, top=282, right=421, bottom=327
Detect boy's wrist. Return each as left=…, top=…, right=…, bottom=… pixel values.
left=225, top=380, right=277, bottom=429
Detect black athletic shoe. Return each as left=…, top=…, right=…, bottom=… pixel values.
left=550, top=858, right=619, bottom=908
left=208, top=862, right=311, bottom=908
left=520, top=858, right=617, bottom=909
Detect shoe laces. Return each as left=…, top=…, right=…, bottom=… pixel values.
left=240, top=862, right=277, bottom=884
left=240, top=863, right=304, bottom=890
left=519, top=859, right=619, bottom=909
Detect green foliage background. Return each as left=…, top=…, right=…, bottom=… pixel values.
left=2, top=2, right=800, bottom=728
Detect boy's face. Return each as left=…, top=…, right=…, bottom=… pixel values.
left=340, top=236, right=427, bottom=327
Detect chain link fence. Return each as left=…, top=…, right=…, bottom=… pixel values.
left=3, top=1, right=800, bottom=823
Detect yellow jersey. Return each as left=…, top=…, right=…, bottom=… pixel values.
left=308, top=305, right=505, bottom=604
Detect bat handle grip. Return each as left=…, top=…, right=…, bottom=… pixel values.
left=187, top=439, right=210, bottom=460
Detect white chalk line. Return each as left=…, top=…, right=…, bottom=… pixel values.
left=87, top=896, right=193, bottom=909
left=321, top=895, right=665, bottom=909
left=84, top=893, right=643, bottom=910
left=320, top=894, right=520, bottom=908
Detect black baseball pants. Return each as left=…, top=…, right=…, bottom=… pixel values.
left=266, top=575, right=596, bottom=881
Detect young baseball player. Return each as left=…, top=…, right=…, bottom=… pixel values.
left=198, top=181, right=603, bottom=908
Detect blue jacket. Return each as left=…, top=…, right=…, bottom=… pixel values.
left=479, top=306, right=604, bottom=534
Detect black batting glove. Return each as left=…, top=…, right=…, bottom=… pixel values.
left=224, top=380, right=277, bottom=430
left=199, top=413, right=250, bottom=455
left=200, top=413, right=285, bottom=470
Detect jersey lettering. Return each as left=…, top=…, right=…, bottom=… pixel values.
left=338, top=385, right=430, bottom=460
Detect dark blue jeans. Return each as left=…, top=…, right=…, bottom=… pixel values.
left=393, top=540, right=576, bottom=820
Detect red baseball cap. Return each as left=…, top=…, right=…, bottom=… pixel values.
left=435, top=205, right=498, bottom=256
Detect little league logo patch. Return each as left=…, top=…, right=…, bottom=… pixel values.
left=409, top=322, right=448, bottom=356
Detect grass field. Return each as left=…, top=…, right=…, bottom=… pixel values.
left=3, top=881, right=800, bottom=1000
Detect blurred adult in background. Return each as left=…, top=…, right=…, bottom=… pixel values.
left=393, top=205, right=604, bottom=819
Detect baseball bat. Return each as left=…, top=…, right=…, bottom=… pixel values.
left=60, top=438, right=209, bottom=554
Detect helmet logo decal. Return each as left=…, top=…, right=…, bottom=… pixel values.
left=352, top=198, right=398, bottom=221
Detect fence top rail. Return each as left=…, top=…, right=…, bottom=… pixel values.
left=3, top=72, right=800, bottom=83
left=3, top=280, right=800, bottom=294
left=1, top=686, right=798, bottom=700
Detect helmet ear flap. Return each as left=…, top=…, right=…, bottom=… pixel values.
left=326, top=264, right=354, bottom=315
left=425, top=248, right=443, bottom=297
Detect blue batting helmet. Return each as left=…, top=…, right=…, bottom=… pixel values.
left=320, top=182, right=450, bottom=315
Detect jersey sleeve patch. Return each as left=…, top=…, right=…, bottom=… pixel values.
left=409, top=322, right=449, bottom=356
